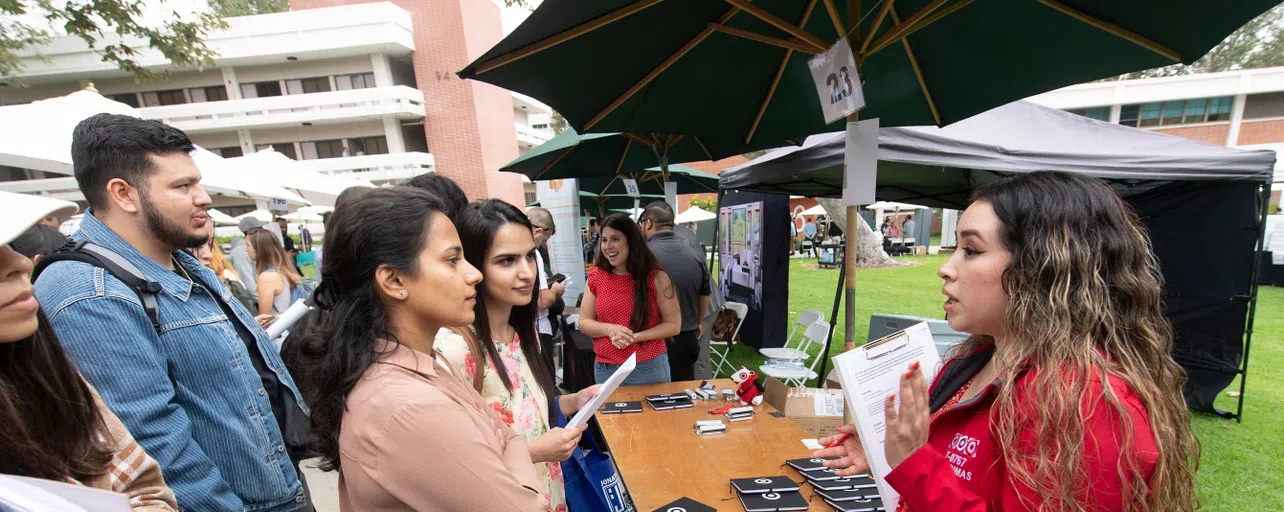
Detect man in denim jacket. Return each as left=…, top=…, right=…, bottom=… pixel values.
left=34, top=114, right=310, bottom=511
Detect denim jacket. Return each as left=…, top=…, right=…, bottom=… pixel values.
left=34, top=212, right=309, bottom=512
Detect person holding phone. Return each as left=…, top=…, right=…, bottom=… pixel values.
left=813, top=172, right=1198, bottom=511
left=436, top=200, right=603, bottom=511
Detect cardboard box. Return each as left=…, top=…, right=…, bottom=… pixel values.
left=763, top=377, right=851, bottom=439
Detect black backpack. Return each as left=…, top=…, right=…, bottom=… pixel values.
left=33, top=240, right=164, bottom=333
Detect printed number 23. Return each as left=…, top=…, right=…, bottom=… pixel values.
left=826, top=66, right=854, bottom=105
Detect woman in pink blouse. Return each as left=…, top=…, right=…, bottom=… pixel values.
left=578, top=213, right=681, bottom=385
left=293, top=187, right=550, bottom=511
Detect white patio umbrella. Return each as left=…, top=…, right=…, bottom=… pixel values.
left=280, top=211, right=324, bottom=222
left=236, top=209, right=274, bottom=223
left=0, top=88, right=308, bottom=206
left=190, top=147, right=310, bottom=206
left=675, top=206, right=715, bottom=224
left=227, top=149, right=373, bottom=207
left=800, top=204, right=827, bottom=217
left=207, top=208, right=240, bottom=226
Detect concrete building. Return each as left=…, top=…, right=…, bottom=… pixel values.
left=0, top=1, right=551, bottom=214
left=1026, top=66, right=1284, bottom=194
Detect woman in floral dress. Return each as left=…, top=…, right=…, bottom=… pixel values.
left=438, top=200, right=602, bottom=511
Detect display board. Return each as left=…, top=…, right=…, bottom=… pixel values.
left=718, top=191, right=789, bottom=350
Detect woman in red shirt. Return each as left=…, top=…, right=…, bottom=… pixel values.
left=817, top=171, right=1199, bottom=511
left=578, top=213, right=681, bottom=385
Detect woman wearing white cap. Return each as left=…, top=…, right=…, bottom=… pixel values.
left=0, top=190, right=177, bottom=510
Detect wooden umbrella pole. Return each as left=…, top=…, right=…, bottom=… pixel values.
left=844, top=0, right=861, bottom=353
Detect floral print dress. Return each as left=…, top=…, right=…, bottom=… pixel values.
left=436, top=327, right=566, bottom=512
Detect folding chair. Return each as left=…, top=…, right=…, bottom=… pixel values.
left=760, top=319, right=831, bottom=388
left=710, top=301, right=748, bottom=378
left=760, top=309, right=824, bottom=362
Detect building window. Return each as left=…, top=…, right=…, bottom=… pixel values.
left=255, top=82, right=283, bottom=98
left=142, top=89, right=187, bottom=107
left=349, top=136, right=388, bottom=156
left=1065, top=106, right=1109, bottom=121
left=204, top=86, right=228, bottom=102
left=315, top=139, right=346, bottom=159
left=346, top=73, right=377, bottom=89
left=1245, top=92, right=1284, bottom=119
left=258, top=143, right=297, bottom=159
left=111, top=93, right=140, bottom=108
left=212, top=146, right=243, bottom=158
left=300, top=77, right=332, bottom=94
left=1119, top=96, right=1233, bottom=127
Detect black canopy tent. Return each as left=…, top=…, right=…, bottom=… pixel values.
left=720, top=101, right=1277, bottom=420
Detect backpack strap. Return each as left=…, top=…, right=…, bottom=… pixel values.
left=33, top=240, right=164, bottom=333
left=449, top=326, right=487, bottom=393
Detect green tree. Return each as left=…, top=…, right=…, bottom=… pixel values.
left=208, top=0, right=289, bottom=18
left=1, top=0, right=226, bottom=83
left=549, top=110, right=568, bottom=134
left=1114, top=4, right=1284, bottom=80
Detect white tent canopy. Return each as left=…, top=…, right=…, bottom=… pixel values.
left=866, top=201, right=927, bottom=211
left=675, top=206, right=715, bottom=224
left=800, top=204, right=826, bottom=217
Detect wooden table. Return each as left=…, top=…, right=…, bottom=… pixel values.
left=595, top=379, right=829, bottom=511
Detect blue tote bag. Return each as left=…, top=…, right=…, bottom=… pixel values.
left=555, top=405, right=635, bottom=512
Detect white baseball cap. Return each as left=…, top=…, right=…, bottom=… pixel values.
left=0, top=190, right=79, bottom=246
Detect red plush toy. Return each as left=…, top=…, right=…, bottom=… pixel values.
left=730, top=367, right=764, bottom=406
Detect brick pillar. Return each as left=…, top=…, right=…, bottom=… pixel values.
left=289, top=0, right=525, bottom=207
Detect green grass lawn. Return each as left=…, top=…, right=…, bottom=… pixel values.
left=722, top=255, right=1283, bottom=511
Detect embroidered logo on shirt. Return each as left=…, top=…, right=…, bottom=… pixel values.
left=946, top=433, right=982, bottom=481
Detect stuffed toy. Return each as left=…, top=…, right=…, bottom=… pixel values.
left=730, top=366, right=764, bottom=406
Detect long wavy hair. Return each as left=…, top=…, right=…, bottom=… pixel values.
left=954, top=171, right=1198, bottom=511
left=594, top=213, right=665, bottom=332
left=0, top=309, right=113, bottom=481
left=290, top=187, right=447, bottom=472
left=248, top=229, right=300, bottom=287
left=456, top=200, right=554, bottom=399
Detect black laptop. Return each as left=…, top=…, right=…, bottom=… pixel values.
left=648, top=397, right=694, bottom=411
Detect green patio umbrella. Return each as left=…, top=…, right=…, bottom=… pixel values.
left=460, top=0, right=1278, bottom=143
left=503, top=127, right=790, bottom=182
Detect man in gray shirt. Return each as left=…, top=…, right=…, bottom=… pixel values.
left=229, top=217, right=264, bottom=299
left=640, top=201, right=711, bottom=381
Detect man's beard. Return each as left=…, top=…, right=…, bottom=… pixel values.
left=141, top=195, right=208, bottom=249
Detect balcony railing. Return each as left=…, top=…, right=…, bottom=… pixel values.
left=138, top=86, right=426, bottom=133
left=293, top=151, right=435, bottom=183
left=515, top=122, right=553, bottom=146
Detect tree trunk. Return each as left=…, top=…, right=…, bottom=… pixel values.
left=818, top=198, right=893, bottom=266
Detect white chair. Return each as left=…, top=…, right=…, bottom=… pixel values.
left=710, top=301, right=748, bottom=378
left=760, top=319, right=831, bottom=388
left=760, top=309, right=824, bottom=362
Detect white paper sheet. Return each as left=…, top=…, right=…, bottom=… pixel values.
left=843, top=119, right=878, bottom=206
left=830, top=322, right=943, bottom=510
left=0, top=474, right=131, bottom=511
left=566, top=353, right=635, bottom=429
left=813, top=389, right=846, bottom=417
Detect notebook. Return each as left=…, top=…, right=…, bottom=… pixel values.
left=648, top=397, right=694, bottom=411
left=651, top=497, right=716, bottom=512
left=646, top=393, right=690, bottom=402
left=814, top=487, right=882, bottom=502
left=823, top=496, right=886, bottom=512
left=801, top=467, right=845, bottom=481
left=808, top=475, right=880, bottom=492
left=601, top=401, right=643, bottom=414
left=785, top=457, right=837, bottom=472
left=730, top=476, right=800, bottom=494
left=738, top=490, right=809, bottom=511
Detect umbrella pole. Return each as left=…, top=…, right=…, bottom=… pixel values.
left=843, top=0, right=861, bottom=353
